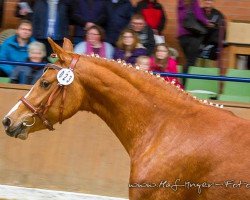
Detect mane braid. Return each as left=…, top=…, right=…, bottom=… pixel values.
left=75, top=54, right=223, bottom=109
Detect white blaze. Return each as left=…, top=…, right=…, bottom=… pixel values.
left=5, top=86, right=34, bottom=117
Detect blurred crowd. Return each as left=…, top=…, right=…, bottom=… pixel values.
left=0, top=0, right=226, bottom=87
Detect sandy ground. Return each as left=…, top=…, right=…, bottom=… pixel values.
left=0, top=185, right=128, bottom=200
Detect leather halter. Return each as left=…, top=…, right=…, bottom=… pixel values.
left=20, top=54, right=80, bottom=131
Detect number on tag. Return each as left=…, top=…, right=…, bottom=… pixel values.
left=57, top=68, right=74, bottom=85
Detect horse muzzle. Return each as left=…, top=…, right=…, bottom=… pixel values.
left=2, top=117, right=29, bottom=140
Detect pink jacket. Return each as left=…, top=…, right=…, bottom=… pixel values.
left=149, top=57, right=184, bottom=89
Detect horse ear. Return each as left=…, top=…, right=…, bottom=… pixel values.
left=62, top=38, right=73, bottom=52
left=48, top=37, right=71, bottom=62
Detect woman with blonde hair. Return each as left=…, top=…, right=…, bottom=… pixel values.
left=10, top=41, right=47, bottom=84
left=113, top=28, right=147, bottom=65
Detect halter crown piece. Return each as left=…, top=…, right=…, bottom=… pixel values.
left=20, top=54, right=80, bottom=131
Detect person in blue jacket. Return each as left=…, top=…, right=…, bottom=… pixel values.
left=0, top=20, right=35, bottom=77
left=104, top=0, right=133, bottom=46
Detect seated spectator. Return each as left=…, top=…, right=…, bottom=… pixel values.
left=129, top=13, right=155, bottom=55
left=104, top=0, right=133, bottom=46
left=199, top=0, right=226, bottom=63
left=0, top=20, right=35, bottom=77
left=134, top=0, right=167, bottom=35
left=72, top=0, right=106, bottom=45
left=113, top=28, right=147, bottom=65
left=15, top=0, right=35, bottom=20
left=10, top=41, right=47, bottom=84
left=74, top=25, right=114, bottom=59
left=149, top=43, right=183, bottom=88
left=136, top=55, right=150, bottom=71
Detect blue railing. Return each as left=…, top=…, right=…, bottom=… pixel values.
left=153, top=72, right=250, bottom=83
left=1, top=60, right=250, bottom=83
left=0, top=60, right=45, bottom=68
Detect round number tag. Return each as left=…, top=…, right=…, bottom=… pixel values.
left=57, top=68, right=74, bottom=85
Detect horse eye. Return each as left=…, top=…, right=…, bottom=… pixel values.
left=40, top=80, right=51, bottom=89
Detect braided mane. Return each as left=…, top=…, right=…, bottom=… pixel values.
left=74, top=53, right=223, bottom=109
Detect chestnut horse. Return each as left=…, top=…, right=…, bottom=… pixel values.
left=2, top=38, right=250, bottom=200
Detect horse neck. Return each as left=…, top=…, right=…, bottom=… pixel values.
left=76, top=56, right=198, bottom=156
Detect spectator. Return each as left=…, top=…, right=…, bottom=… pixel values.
left=199, top=0, right=226, bottom=62
left=15, top=0, right=35, bottom=20
left=72, top=0, right=106, bottom=45
left=136, top=55, right=150, bottom=70
left=74, top=25, right=114, bottom=59
left=129, top=13, right=155, bottom=55
left=177, top=0, right=212, bottom=76
left=0, top=20, right=35, bottom=77
left=10, top=41, right=47, bottom=84
left=105, top=0, right=133, bottom=46
left=32, top=0, right=81, bottom=56
left=149, top=43, right=183, bottom=88
left=134, top=0, right=167, bottom=35
left=113, top=28, right=147, bottom=65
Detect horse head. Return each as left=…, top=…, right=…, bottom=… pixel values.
left=2, top=38, right=86, bottom=139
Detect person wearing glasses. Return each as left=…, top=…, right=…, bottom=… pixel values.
left=0, top=20, right=35, bottom=77
left=129, top=13, right=155, bottom=55
left=74, top=25, right=114, bottom=59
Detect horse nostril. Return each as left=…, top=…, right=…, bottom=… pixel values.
left=2, top=117, right=12, bottom=128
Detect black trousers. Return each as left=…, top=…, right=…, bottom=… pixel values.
left=179, top=35, right=204, bottom=74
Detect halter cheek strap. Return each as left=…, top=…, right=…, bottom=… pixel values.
left=20, top=54, right=80, bottom=131
left=69, top=54, right=80, bottom=70
left=57, top=54, right=80, bottom=124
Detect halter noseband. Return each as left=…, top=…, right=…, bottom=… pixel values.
left=20, top=54, right=80, bottom=131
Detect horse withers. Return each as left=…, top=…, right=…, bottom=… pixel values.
left=2, top=38, right=250, bottom=200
